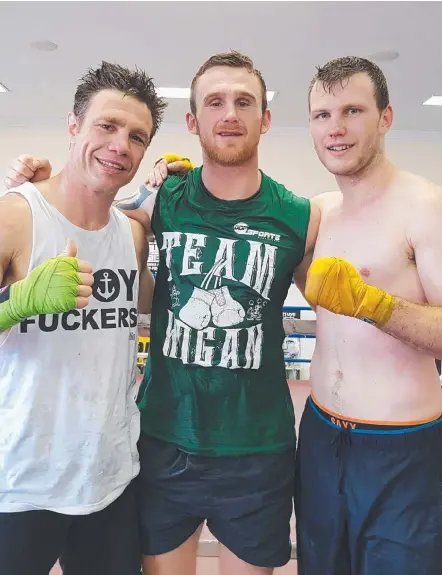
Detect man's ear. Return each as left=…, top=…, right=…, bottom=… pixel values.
left=260, top=109, right=272, bottom=135
left=186, top=112, right=199, bottom=135
left=67, top=112, right=80, bottom=139
left=379, top=105, right=393, bottom=134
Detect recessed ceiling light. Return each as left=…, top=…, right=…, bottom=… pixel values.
left=423, top=96, right=442, bottom=106
left=29, top=40, right=58, bottom=52
left=368, top=50, right=399, bottom=63
left=0, top=83, right=9, bottom=93
left=157, top=87, right=277, bottom=102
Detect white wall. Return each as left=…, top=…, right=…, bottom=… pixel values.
left=2, top=125, right=442, bottom=371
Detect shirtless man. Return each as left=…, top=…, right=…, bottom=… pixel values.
left=294, top=56, right=442, bottom=575
left=0, top=61, right=164, bottom=575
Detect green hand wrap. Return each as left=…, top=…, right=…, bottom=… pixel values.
left=0, top=256, right=81, bottom=330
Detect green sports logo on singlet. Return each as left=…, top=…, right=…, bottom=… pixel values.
left=161, top=228, right=278, bottom=370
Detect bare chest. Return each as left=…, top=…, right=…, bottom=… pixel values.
left=314, top=204, right=423, bottom=300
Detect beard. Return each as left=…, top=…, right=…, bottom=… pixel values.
left=198, top=124, right=260, bottom=167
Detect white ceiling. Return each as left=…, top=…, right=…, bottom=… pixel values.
left=1, top=1, right=442, bottom=133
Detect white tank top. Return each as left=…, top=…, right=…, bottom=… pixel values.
left=0, top=183, right=140, bottom=515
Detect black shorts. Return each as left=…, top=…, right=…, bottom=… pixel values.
left=137, top=433, right=295, bottom=568
left=0, top=481, right=141, bottom=575
left=294, top=396, right=442, bottom=575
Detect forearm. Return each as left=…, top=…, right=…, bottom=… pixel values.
left=114, top=184, right=155, bottom=235
left=380, top=298, right=442, bottom=358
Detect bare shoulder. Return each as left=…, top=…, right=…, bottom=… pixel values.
left=397, top=172, right=442, bottom=245
left=0, top=192, right=32, bottom=241
left=0, top=190, right=31, bottom=218
left=399, top=171, right=442, bottom=215
left=399, top=170, right=441, bottom=199
left=310, top=190, right=343, bottom=213
left=128, top=217, right=149, bottom=269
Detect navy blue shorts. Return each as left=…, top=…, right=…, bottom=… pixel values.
left=294, top=396, right=442, bottom=575
left=137, top=433, right=295, bottom=568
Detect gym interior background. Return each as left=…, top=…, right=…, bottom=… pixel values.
left=1, top=1, right=442, bottom=573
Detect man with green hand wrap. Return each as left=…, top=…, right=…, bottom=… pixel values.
left=0, top=61, right=165, bottom=575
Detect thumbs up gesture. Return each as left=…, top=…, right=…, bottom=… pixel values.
left=0, top=240, right=94, bottom=331
left=60, top=240, right=94, bottom=309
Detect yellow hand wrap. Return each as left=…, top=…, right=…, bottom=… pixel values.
left=0, top=256, right=81, bottom=330
left=305, top=257, right=395, bottom=327
left=155, top=153, right=194, bottom=171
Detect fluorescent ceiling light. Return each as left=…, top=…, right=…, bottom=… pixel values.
left=423, top=96, right=442, bottom=106
left=157, top=87, right=277, bottom=102
left=0, top=83, right=9, bottom=93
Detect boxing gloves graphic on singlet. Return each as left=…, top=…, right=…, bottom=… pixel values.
left=179, top=287, right=215, bottom=330
left=178, top=286, right=246, bottom=330
left=210, top=287, right=245, bottom=327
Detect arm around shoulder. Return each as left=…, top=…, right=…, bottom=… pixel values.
left=114, top=184, right=157, bottom=237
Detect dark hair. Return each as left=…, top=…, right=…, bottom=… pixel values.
left=190, top=50, right=267, bottom=115
left=308, top=56, right=389, bottom=112
left=73, top=61, right=167, bottom=139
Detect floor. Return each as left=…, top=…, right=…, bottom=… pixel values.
left=49, top=379, right=311, bottom=574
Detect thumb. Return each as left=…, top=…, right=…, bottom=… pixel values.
left=32, top=159, right=41, bottom=170
left=62, top=239, right=77, bottom=258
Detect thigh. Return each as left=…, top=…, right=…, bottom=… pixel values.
left=60, top=481, right=141, bottom=575
left=348, top=424, right=442, bottom=575
left=0, top=510, right=70, bottom=575
left=294, top=400, right=351, bottom=575
left=137, top=433, right=205, bottom=557
left=219, top=544, right=274, bottom=575
left=142, top=524, right=203, bottom=575
left=207, top=447, right=295, bottom=569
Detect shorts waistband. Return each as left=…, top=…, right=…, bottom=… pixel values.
left=309, top=394, right=442, bottom=434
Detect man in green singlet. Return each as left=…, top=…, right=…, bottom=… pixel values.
left=5, top=51, right=320, bottom=575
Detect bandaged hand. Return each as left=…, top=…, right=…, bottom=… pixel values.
left=0, top=241, right=93, bottom=331
left=305, top=257, right=395, bottom=327
left=145, top=153, right=195, bottom=188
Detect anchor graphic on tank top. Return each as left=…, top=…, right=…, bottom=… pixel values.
left=20, top=268, right=138, bottom=333
left=97, top=272, right=116, bottom=300
left=94, top=270, right=121, bottom=303
left=160, top=231, right=277, bottom=370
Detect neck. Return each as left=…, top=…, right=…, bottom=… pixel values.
left=201, top=153, right=261, bottom=200
left=336, top=154, right=397, bottom=207
left=43, top=167, right=116, bottom=230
